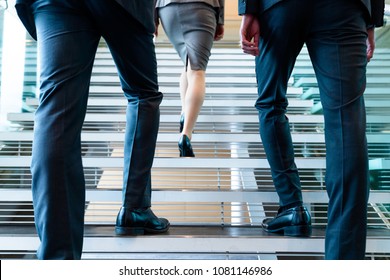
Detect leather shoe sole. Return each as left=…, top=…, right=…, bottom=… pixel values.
left=262, top=220, right=312, bottom=237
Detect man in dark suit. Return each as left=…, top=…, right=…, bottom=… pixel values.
left=15, top=0, right=170, bottom=259
left=239, top=0, right=384, bottom=259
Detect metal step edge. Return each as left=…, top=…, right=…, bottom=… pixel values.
left=1, top=233, right=389, bottom=254
left=1, top=131, right=390, bottom=143
left=0, top=189, right=388, bottom=204
left=0, top=157, right=325, bottom=169
left=8, top=113, right=390, bottom=123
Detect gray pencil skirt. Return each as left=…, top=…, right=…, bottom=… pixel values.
left=158, top=2, right=217, bottom=71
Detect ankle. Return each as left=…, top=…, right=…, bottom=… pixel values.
left=280, top=202, right=303, bottom=212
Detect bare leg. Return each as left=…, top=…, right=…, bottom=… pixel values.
left=181, top=65, right=206, bottom=139
left=179, top=68, right=188, bottom=115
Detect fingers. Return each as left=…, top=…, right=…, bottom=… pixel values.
left=367, top=49, right=373, bottom=62
left=241, top=41, right=259, bottom=56
left=240, top=34, right=259, bottom=56
left=154, top=23, right=159, bottom=37
left=214, top=31, right=224, bottom=41
left=214, top=34, right=223, bottom=41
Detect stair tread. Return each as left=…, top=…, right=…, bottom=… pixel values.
left=2, top=224, right=390, bottom=239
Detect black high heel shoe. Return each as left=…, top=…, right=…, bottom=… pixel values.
left=178, top=134, right=195, bottom=157
left=179, top=114, right=184, bottom=133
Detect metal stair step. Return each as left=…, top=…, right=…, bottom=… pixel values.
left=1, top=225, right=389, bottom=258
left=1, top=189, right=388, bottom=204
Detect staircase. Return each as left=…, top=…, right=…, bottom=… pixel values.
left=0, top=38, right=390, bottom=260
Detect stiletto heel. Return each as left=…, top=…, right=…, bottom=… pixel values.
left=178, top=134, right=195, bottom=157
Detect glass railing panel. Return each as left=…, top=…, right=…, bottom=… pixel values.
left=0, top=2, right=37, bottom=130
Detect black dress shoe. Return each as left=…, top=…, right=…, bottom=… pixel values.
left=262, top=205, right=312, bottom=237
left=115, top=207, right=170, bottom=235
left=178, top=134, right=195, bottom=157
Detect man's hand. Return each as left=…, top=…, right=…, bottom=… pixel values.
left=240, top=14, right=260, bottom=56
left=366, top=28, right=375, bottom=62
